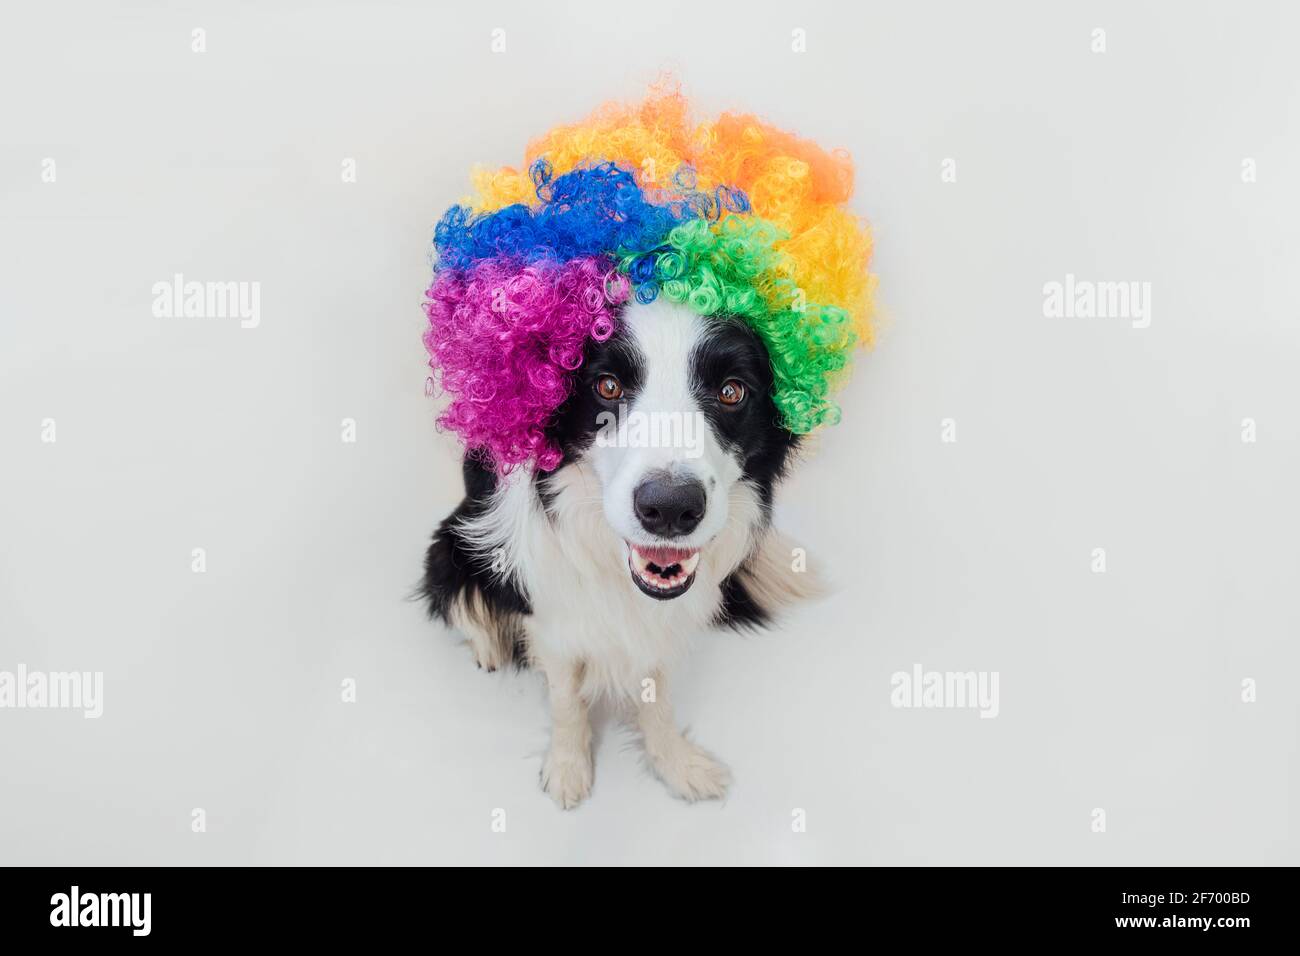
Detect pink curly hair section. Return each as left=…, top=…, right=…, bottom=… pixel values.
left=423, top=257, right=629, bottom=472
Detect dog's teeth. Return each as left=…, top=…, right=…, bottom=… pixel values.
left=628, top=544, right=701, bottom=594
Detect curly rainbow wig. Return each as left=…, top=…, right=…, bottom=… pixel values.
left=424, top=83, right=876, bottom=472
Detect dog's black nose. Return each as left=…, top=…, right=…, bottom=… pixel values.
left=633, top=475, right=706, bottom=538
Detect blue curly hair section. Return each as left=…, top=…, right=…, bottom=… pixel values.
left=433, top=160, right=750, bottom=275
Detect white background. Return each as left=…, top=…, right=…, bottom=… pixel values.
left=1, top=0, right=1296, bottom=865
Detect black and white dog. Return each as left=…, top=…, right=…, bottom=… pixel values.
left=421, top=297, right=818, bottom=807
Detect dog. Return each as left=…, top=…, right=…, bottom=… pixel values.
left=422, top=298, right=820, bottom=806
left=418, top=85, right=874, bottom=807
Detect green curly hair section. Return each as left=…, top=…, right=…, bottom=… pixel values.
left=616, top=216, right=856, bottom=433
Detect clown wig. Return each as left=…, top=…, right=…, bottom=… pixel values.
left=424, top=83, right=877, bottom=473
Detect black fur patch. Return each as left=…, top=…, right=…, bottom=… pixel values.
left=545, top=325, right=646, bottom=457
left=689, top=317, right=801, bottom=515
left=712, top=565, right=772, bottom=632
left=421, top=455, right=531, bottom=667
left=536, top=321, right=648, bottom=515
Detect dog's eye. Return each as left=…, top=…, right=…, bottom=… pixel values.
left=718, top=380, right=746, bottom=406
left=595, top=374, right=623, bottom=401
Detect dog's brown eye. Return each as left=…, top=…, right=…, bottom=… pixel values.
left=595, top=374, right=623, bottom=401
left=718, top=380, right=746, bottom=406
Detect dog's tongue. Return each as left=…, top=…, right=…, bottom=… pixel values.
left=632, top=545, right=698, bottom=565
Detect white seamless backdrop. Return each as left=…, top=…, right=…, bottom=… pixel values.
left=1, top=0, right=1296, bottom=865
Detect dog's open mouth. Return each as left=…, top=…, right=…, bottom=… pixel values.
left=627, top=544, right=700, bottom=600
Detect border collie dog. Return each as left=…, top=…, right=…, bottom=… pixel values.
left=422, top=298, right=820, bottom=806
left=418, top=89, right=873, bottom=807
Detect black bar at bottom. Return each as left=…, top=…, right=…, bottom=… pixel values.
left=0, top=866, right=1283, bottom=942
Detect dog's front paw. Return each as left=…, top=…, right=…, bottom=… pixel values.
left=540, top=746, right=593, bottom=809
left=649, top=739, right=731, bottom=802
left=467, top=629, right=507, bottom=672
